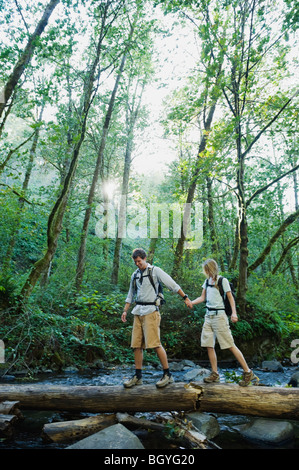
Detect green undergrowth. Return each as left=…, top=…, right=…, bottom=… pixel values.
left=0, top=271, right=296, bottom=375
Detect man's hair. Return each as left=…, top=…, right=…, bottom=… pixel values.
left=132, top=248, right=147, bottom=260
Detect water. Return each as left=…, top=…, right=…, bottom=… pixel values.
left=0, top=363, right=298, bottom=449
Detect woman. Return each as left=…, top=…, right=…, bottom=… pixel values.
left=189, top=259, right=259, bottom=387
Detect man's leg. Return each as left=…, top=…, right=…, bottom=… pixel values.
left=134, top=347, right=143, bottom=371
left=155, top=345, right=174, bottom=388
left=123, top=316, right=144, bottom=388
left=155, top=345, right=168, bottom=369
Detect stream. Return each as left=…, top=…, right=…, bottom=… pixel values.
left=0, top=362, right=298, bottom=450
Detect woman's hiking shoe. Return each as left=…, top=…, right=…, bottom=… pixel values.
left=123, top=375, right=143, bottom=388
left=204, top=371, right=220, bottom=383
left=156, top=373, right=174, bottom=388
left=239, top=370, right=259, bottom=387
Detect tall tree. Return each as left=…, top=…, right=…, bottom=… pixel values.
left=20, top=0, right=125, bottom=300
left=75, top=18, right=137, bottom=290
left=158, top=0, right=298, bottom=314
left=110, top=79, right=146, bottom=285
left=3, top=104, right=45, bottom=270
left=212, top=0, right=298, bottom=313
left=0, top=0, right=60, bottom=121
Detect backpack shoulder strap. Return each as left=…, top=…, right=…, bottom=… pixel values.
left=217, top=276, right=224, bottom=296
left=132, top=268, right=140, bottom=293
left=147, top=266, right=157, bottom=293
left=205, top=279, right=216, bottom=288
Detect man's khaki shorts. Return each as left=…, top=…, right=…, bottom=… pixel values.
left=131, top=311, right=161, bottom=349
left=201, top=313, right=235, bottom=350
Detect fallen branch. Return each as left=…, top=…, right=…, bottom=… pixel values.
left=0, top=400, right=23, bottom=437
left=0, top=414, right=18, bottom=437
left=42, top=413, right=116, bottom=443
left=117, top=411, right=210, bottom=449
left=116, top=412, right=166, bottom=432
left=158, top=411, right=208, bottom=449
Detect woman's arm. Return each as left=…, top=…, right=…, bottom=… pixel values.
left=226, top=291, right=238, bottom=323
left=190, top=288, right=206, bottom=307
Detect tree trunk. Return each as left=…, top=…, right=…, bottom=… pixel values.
left=172, top=103, right=217, bottom=277
left=110, top=123, right=135, bottom=285
left=0, top=383, right=298, bottom=419
left=75, top=43, right=131, bottom=291
left=111, top=82, right=145, bottom=285
left=147, top=238, right=158, bottom=264
left=19, top=29, right=103, bottom=301
left=206, top=176, right=223, bottom=267
left=0, top=0, right=60, bottom=120
left=3, top=106, right=44, bottom=270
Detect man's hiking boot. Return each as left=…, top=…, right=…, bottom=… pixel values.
left=239, top=370, right=259, bottom=387
left=123, top=375, right=143, bottom=388
left=156, top=373, right=174, bottom=388
left=204, top=371, right=220, bottom=383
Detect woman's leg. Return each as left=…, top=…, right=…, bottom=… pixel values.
left=207, top=346, right=218, bottom=372
left=229, top=345, right=250, bottom=372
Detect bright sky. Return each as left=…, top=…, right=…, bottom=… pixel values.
left=131, top=15, right=198, bottom=177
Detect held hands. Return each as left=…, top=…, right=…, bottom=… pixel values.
left=184, top=298, right=193, bottom=309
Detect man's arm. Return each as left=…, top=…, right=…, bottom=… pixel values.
left=177, top=288, right=193, bottom=308
left=121, top=302, right=131, bottom=323
left=155, top=267, right=191, bottom=307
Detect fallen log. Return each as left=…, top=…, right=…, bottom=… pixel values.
left=0, top=401, right=23, bottom=438
left=0, top=400, right=22, bottom=418
left=0, top=382, right=298, bottom=419
left=0, top=413, right=18, bottom=437
left=189, top=383, right=299, bottom=419
left=42, top=413, right=116, bottom=443
left=0, top=383, right=200, bottom=413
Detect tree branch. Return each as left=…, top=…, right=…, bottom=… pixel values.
left=0, top=183, right=32, bottom=204
left=246, top=164, right=299, bottom=207
left=241, top=90, right=299, bottom=160
left=248, top=208, right=299, bottom=275
left=272, top=236, right=299, bottom=275
left=0, top=131, right=35, bottom=174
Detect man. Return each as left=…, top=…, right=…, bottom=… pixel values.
left=121, top=248, right=191, bottom=388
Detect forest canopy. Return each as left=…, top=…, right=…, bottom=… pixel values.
left=0, top=0, right=298, bottom=372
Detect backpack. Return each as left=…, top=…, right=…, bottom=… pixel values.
left=205, top=276, right=235, bottom=316
left=133, top=266, right=165, bottom=307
